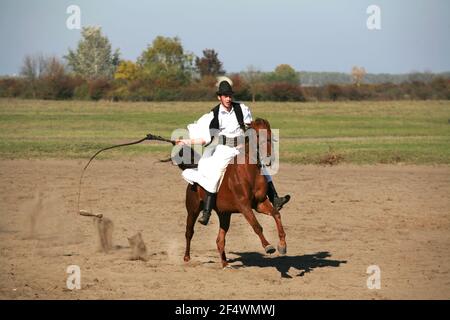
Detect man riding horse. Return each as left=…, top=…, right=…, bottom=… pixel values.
left=175, top=79, right=290, bottom=226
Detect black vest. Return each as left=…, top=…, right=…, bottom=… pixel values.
left=208, top=102, right=245, bottom=145
left=209, top=102, right=245, bottom=130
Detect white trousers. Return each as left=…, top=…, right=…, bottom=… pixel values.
left=182, top=144, right=240, bottom=193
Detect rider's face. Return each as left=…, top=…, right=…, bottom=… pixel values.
left=218, top=95, right=232, bottom=108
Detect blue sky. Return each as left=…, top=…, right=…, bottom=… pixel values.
left=0, top=0, right=449, bottom=75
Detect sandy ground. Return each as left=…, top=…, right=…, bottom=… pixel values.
left=0, top=158, right=449, bottom=300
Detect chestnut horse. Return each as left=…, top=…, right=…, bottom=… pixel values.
left=180, top=118, right=287, bottom=268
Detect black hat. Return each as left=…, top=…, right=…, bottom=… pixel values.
left=216, top=80, right=234, bottom=96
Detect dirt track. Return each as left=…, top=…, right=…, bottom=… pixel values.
left=0, top=158, right=449, bottom=299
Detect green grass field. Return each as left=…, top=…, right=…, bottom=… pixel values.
left=0, top=98, right=449, bottom=164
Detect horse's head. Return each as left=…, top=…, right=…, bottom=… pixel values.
left=246, top=118, right=273, bottom=166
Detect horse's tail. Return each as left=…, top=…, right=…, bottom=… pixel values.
left=159, top=145, right=200, bottom=171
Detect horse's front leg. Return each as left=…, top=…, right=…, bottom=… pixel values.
left=216, top=212, right=231, bottom=268
left=238, top=203, right=275, bottom=254
left=256, top=198, right=287, bottom=255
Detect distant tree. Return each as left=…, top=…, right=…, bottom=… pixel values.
left=274, top=64, right=300, bottom=84
left=265, top=64, right=300, bottom=84
left=43, top=56, right=66, bottom=79
left=20, top=53, right=47, bottom=98
left=242, top=65, right=264, bottom=102
left=20, top=53, right=47, bottom=80
left=88, top=78, right=111, bottom=101
left=351, top=66, right=366, bottom=86
left=114, top=60, right=139, bottom=81
left=408, top=71, right=434, bottom=84
left=40, top=57, right=77, bottom=99
left=65, top=26, right=120, bottom=79
left=0, top=78, right=25, bottom=98
left=263, top=82, right=305, bottom=101
left=137, top=36, right=194, bottom=87
left=327, top=84, right=343, bottom=101
left=21, top=53, right=78, bottom=99
left=20, top=54, right=70, bottom=98
left=195, top=49, right=225, bottom=78
left=430, top=77, right=450, bottom=99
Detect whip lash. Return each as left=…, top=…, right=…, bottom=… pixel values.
left=77, top=133, right=175, bottom=214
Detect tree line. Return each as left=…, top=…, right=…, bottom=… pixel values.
left=0, top=26, right=448, bottom=101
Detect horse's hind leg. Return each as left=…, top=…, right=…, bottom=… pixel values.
left=184, top=185, right=201, bottom=262
left=256, top=198, right=287, bottom=255
left=216, top=212, right=231, bottom=268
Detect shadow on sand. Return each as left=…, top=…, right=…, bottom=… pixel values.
left=228, top=251, right=347, bottom=278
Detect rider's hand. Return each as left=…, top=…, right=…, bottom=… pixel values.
left=175, top=139, right=189, bottom=146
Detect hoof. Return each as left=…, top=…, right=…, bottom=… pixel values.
left=183, top=256, right=190, bottom=262
left=264, top=245, right=276, bottom=254
left=277, top=245, right=287, bottom=255
left=222, top=264, right=236, bottom=270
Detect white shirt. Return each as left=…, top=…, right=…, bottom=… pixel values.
left=218, top=103, right=253, bottom=138
left=187, top=103, right=253, bottom=143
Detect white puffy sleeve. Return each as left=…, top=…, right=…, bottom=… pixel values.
left=187, top=111, right=214, bottom=143
left=240, top=103, right=253, bottom=124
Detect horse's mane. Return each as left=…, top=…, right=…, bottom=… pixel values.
left=250, top=118, right=271, bottom=130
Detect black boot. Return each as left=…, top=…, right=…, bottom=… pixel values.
left=267, top=181, right=290, bottom=211
left=198, top=191, right=216, bottom=225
